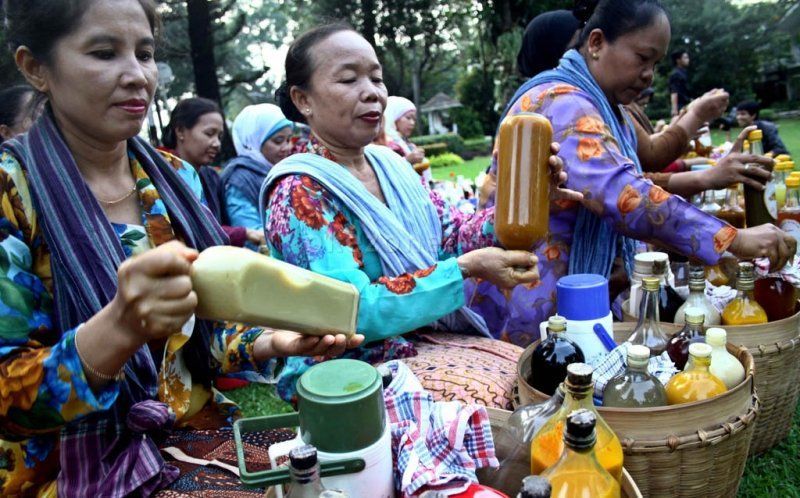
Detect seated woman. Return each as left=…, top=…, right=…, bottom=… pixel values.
left=163, top=97, right=265, bottom=247
left=262, top=24, right=578, bottom=408
left=221, top=103, right=293, bottom=236
left=0, top=1, right=361, bottom=495
left=384, top=96, right=430, bottom=178
left=467, top=0, right=794, bottom=344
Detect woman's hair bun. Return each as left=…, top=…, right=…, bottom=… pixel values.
left=275, top=82, right=306, bottom=124
left=573, top=0, right=600, bottom=25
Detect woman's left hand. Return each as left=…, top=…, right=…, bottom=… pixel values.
left=246, top=229, right=266, bottom=246
left=548, top=142, right=583, bottom=202
left=254, top=329, right=365, bottom=362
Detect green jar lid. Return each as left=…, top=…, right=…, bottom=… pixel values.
left=296, top=359, right=385, bottom=453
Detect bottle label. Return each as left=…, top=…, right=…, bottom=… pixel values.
left=765, top=182, right=777, bottom=219
left=780, top=218, right=800, bottom=246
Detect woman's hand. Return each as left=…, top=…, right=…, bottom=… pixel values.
left=110, top=240, right=199, bottom=347
left=686, top=88, right=729, bottom=124
left=246, top=228, right=266, bottom=246
left=730, top=125, right=759, bottom=153
left=254, top=330, right=365, bottom=362
left=458, top=247, right=539, bottom=289
left=702, top=153, right=773, bottom=191
left=548, top=142, right=583, bottom=203
left=729, top=224, right=797, bottom=271
left=406, top=148, right=425, bottom=164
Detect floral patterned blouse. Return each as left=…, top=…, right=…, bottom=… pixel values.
left=0, top=150, right=271, bottom=498
left=465, top=83, right=736, bottom=346
left=264, top=139, right=495, bottom=342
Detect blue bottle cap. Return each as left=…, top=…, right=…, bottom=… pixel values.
left=556, top=274, right=610, bottom=321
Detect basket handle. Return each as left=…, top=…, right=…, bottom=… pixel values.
left=233, top=413, right=366, bottom=488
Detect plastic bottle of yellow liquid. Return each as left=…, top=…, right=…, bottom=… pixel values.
left=705, top=328, right=746, bottom=389
left=530, top=364, right=623, bottom=481
left=722, top=262, right=768, bottom=326
left=666, top=343, right=728, bottom=405
left=541, top=409, right=621, bottom=498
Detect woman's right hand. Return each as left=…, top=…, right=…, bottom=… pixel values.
left=729, top=224, right=797, bottom=271
left=406, top=149, right=425, bottom=164
left=111, top=240, right=199, bottom=347
left=457, top=247, right=539, bottom=289
left=686, top=88, right=729, bottom=124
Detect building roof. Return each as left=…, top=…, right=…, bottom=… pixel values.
left=420, top=93, right=462, bottom=113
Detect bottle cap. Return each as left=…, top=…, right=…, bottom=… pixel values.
left=736, top=262, right=755, bottom=290
left=748, top=129, right=763, bottom=141
left=564, top=409, right=597, bottom=448
left=790, top=171, right=800, bottom=178
left=634, top=252, right=668, bottom=277
left=627, top=344, right=651, bottom=362
left=787, top=177, right=800, bottom=188
left=289, top=444, right=318, bottom=471
left=642, top=276, right=660, bottom=292
left=555, top=274, right=610, bottom=321
left=776, top=154, right=792, bottom=162
left=688, top=342, right=712, bottom=359
left=684, top=307, right=706, bottom=325
left=688, top=264, right=706, bottom=288
left=566, top=363, right=594, bottom=388
left=520, top=476, right=553, bottom=498
left=548, top=314, right=567, bottom=332
left=706, top=327, right=727, bottom=347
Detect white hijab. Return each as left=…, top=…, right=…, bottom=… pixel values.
left=231, top=103, right=292, bottom=168
left=383, top=96, right=417, bottom=153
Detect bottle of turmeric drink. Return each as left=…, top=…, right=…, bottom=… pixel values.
left=541, top=409, right=621, bottom=498
left=530, top=363, right=623, bottom=481
left=495, top=113, right=552, bottom=250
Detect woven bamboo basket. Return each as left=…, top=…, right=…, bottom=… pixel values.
left=622, top=301, right=800, bottom=455
left=516, top=323, right=759, bottom=498
left=478, top=407, right=642, bottom=497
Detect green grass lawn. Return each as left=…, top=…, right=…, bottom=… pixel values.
left=431, top=155, right=492, bottom=181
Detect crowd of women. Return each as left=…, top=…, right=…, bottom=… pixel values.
left=0, top=0, right=795, bottom=496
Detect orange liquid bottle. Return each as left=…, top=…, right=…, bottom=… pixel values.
left=541, top=409, right=621, bottom=498
left=665, top=343, right=727, bottom=405
left=530, top=364, right=623, bottom=481
left=495, top=113, right=552, bottom=250
left=722, top=262, right=768, bottom=326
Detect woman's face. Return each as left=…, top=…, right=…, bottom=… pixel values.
left=586, top=13, right=670, bottom=106
left=395, top=111, right=417, bottom=138
left=35, top=0, right=157, bottom=145
left=292, top=31, right=388, bottom=150
left=177, top=112, right=223, bottom=167
left=260, top=126, right=293, bottom=165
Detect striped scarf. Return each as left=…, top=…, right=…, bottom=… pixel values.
left=2, top=107, right=226, bottom=497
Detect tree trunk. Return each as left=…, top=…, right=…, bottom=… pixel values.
left=361, top=0, right=377, bottom=46
left=185, top=0, right=235, bottom=159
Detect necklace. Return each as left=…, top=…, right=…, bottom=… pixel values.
left=94, top=185, right=137, bottom=205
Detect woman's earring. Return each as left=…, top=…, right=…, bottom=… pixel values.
left=305, top=108, right=312, bottom=116
left=591, top=52, right=600, bottom=60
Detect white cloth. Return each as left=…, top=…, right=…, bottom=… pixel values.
left=231, top=103, right=292, bottom=169
left=384, top=96, right=417, bottom=153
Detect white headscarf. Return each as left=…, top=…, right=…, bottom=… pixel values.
left=383, top=96, right=417, bottom=153
left=232, top=103, right=293, bottom=168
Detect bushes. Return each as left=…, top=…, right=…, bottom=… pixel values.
left=410, top=133, right=465, bottom=154
left=759, top=108, right=777, bottom=121
left=452, top=107, right=485, bottom=139
left=428, top=153, right=465, bottom=170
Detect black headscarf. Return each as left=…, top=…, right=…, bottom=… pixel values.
left=517, top=10, right=581, bottom=78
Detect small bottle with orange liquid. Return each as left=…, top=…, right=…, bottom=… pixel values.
left=495, top=113, right=553, bottom=250
left=722, top=262, right=768, bottom=326
left=665, top=343, right=728, bottom=405
left=530, top=363, right=623, bottom=481
left=541, top=409, right=621, bottom=498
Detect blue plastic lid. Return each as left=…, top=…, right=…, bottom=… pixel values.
left=556, top=274, right=610, bottom=321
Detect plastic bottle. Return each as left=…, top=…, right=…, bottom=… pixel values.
left=495, top=113, right=553, bottom=249
left=705, top=328, right=746, bottom=389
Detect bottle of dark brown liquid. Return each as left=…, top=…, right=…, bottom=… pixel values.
left=666, top=307, right=706, bottom=370
left=652, top=259, right=683, bottom=324
left=528, top=315, right=585, bottom=395
left=717, top=186, right=746, bottom=228
left=744, top=130, right=776, bottom=227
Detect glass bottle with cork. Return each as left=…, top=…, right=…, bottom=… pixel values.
left=627, top=277, right=672, bottom=356
left=666, top=307, right=706, bottom=370
left=744, top=129, right=777, bottom=227
left=665, top=343, right=728, bottom=405
left=527, top=315, right=585, bottom=396
left=530, top=364, right=623, bottom=481
left=602, top=345, right=667, bottom=408
left=541, top=409, right=621, bottom=498
left=722, top=262, right=768, bottom=325
left=674, top=264, right=720, bottom=326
